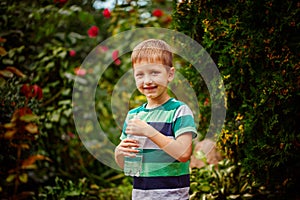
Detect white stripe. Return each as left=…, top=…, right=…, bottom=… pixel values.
left=143, top=136, right=174, bottom=149
left=173, top=104, right=194, bottom=120
left=132, top=187, right=190, bottom=200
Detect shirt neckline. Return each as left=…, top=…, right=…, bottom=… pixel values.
left=142, top=98, right=174, bottom=111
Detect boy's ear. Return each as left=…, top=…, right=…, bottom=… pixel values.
left=167, top=67, right=175, bottom=82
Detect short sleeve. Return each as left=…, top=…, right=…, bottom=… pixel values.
left=120, top=114, right=129, bottom=140
left=172, top=104, right=197, bottom=139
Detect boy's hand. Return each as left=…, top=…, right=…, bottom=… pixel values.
left=126, top=118, right=158, bottom=138
left=115, top=138, right=140, bottom=157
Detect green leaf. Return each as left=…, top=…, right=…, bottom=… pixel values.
left=0, top=77, right=5, bottom=87
left=58, top=51, right=67, bottom=59
left=19, top=173, right=28, bottom=183
left=78, top=12, right=94, bottom=24
left=69, top=5, right=82, bottom=12
left=45, top=62, right=55, bottom=69
left=51, top=110, right=61, bottom=122
left=6, top=174, right=16, bottom=183
left=4, top=123, right=15, bottom=129
left=58, top=100, right=71, bottom=105
left=199, top=184, right=211, bottom=192
left=20, top=114, right=39, bottom=122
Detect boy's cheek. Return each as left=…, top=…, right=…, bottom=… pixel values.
left=153, top=77, right=168, bottom=85
left=135, top=82, right=143, bottom=89
left=135, top=80, right=144, bottom=87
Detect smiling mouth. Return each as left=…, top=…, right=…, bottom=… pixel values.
left=143, top=86, right=157, bottom=90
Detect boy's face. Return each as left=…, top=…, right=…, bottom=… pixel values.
left=133, top=63, right=174, bottom=100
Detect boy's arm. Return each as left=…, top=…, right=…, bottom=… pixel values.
left=126, top=119, right=193, bottom=162
left=151, top=131, right=193, bottom=162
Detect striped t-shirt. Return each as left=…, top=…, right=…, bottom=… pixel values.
left=120, top=98, right=197, bottom=200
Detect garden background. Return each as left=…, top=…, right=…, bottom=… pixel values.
left=0, top=0, right=299, bottom=199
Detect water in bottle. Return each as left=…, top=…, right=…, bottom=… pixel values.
left=124, top=135, right=146, bottom=177
left=124, top=150, right=143, bottom=176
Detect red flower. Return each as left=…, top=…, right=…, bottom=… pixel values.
left=21, top=84, right=31, bottom=97
left=102, top=8, right=111, bottom=18
left=114, top=59, right=121, bottom=65
left=74, top=67, right=86, bottom=76
left=32, top=84, right=43, bottom=100
left=20, top=84, right=43, bottom=100
left=69, top=50, right=76, bottom=57
left=87, top=26, right=99, bottom=38
left=152, top=9, right=163, bottom=17
left=204, top=98, right=210, bottom=106
left=112, top=50, right=121, bottom=65
left=112, top=50, right=119, bottom=60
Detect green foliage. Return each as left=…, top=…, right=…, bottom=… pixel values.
left=36, top=177, right=88, bottom=199
left=176, top=61, right=211, bottom=140
left=190, top=159, right=258, bottom=200
left=0, top=68, right=49, bottom=199
left=173, top=0, right=300, bottom=199
left=3, top=0, right=299, bottom=198
left=0, top=0, right=116, bottom=198
left=0, top=0, right=175, bottom=198
left=36, top=176, right=132, bottom=199
left=109, top=0, right=173, bottom=34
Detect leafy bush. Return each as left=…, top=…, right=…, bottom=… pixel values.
left=173, top=0, right=300, bottom=199
left=0, top=0, right=117, bottom=198
left=1, top=0, right=175, bottom=198
left=190, top=159, right=257, bottom=200
left=36, top=176, right=132, bottom=200
left=0, top=66, right=49, bottom=198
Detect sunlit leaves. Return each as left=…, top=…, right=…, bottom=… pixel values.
left=21, top=155, right=51, bottom=169
left=174, top=0, right=299, bottom=198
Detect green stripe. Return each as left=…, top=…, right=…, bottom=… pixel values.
left=120, top=98, right=197, bottom=140
left=141, top=161, right=190, bottom=177
left=126, top=98, right=185, bottom=123
left=128, top=109, right=175, bottom=123
left=175, top=127, right=198, bottom=138
left=163, top=98, right=184, bottom=110
left=173, top=115, right=195, bottom=132
left=143, top=149, right=177, bottom=163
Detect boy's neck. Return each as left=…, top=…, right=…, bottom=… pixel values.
left=146, top=94, right=171, bottom=109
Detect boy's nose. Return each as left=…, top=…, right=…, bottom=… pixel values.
left=144, top=75, right=153, bottom=84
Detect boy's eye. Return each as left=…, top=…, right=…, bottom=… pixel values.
left=152, top=71, right=160, bottom=75
left=135, top=73, right=143, bottom=78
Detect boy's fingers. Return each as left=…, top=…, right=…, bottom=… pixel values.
left=122, top=139, right=139, bottom=147
left=122, top=143, right=139, bottom=149
left=118, top=144, right=139, bottom=156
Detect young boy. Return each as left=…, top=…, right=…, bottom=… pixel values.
left=114, top=39, right=197, bottom=199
